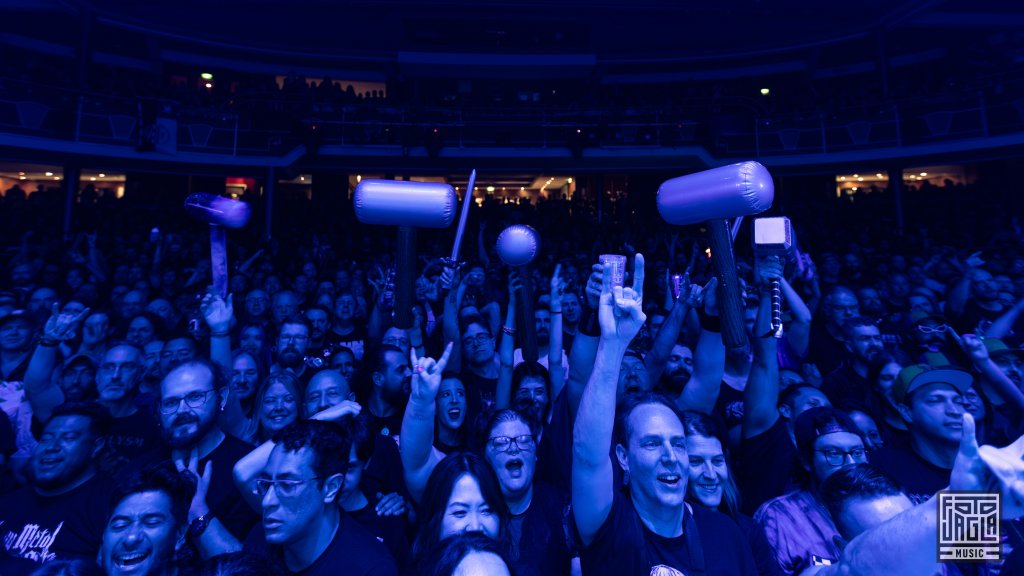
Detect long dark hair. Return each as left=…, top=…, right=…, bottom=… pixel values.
left=411, top=452, right=510, bottom=563
left=680, top=411, right=742, bottom=517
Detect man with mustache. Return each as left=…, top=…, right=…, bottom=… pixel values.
left=140, top=359, right=257, bottom=559
left=821, top=317, right=885, bottom=408
left=270, top=316, right=315, bottom=388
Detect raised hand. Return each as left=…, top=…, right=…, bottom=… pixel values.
left=200, top=289, right=234, bottom=333
left=175, top=448, right=212, bottom=519
left=755, top=255, right=785, bottom=287
left=508, top=270, right=523, bottom=308
left=550, top=264, right=565, bottom=312
left=702, top=276, right=720, bottom=316
left=310, top=400, right=362, bottom=422
left=42, top=303, right=90, bottom=343
left=409, top=342, right=453, bottom=405
left=598, top=253, right=646, bottom=345
left=375, top=492, right=409, bottom=517
left=584, top=264, right=603, bottom=310
left=951, top=330, right=988, bottom=364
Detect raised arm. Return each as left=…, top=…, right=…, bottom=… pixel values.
left=233, top=400, right=362, bottom=512
left=985, top=297, right=1024, bottom=339
left=678, top=279, right=724, bottom=414
left=954, top=331, right=1024, bottom=411
left=573, top=254, right=646, bottom=546
left=779, top=275, right=812, bottom=357
left=401, top=343, right=453, bottom=503
left=441, top=269, right=465, bottom=374
left=946, top=252, right=984, bottom=318
left=24, top=304, right=89, bottom=422
left=495, top=273, right=520, bottom=410
left=646, top=276, right=691, bottom=387
left=567, top=265, right=603, bottom=418
left=548, top=265, right=566, bottom=401
left=743, top=273, right=781, bottom=440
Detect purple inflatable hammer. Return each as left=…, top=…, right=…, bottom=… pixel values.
left=657, top=162, right=774, bottom=353
left=354, top=179, right=457, bottom=328
left=184, top=193, right=252, bottom=300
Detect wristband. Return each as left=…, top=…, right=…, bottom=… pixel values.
left=697, top=308, right=721, bottom=333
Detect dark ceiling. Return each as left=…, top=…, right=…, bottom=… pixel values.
left=11, top=0, right=1019, bottom=65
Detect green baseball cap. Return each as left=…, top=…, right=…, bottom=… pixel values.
left=893, top=364, right=972, bottom=404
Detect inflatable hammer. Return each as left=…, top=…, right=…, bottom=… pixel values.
left=657, top=161, right=774, bottom=352
left=184, top=193, right=252, bottom=300
left=354, top=180, right=457, bottom=328
left=496, top=224, right=541, bottom=363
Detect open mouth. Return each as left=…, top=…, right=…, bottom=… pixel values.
left=505, top=459, right=525, bottom=478
left=114, top=550, right=150, bottom=570
left=447, top=408, right=462, bottom=421
left=38, top=457, right=62, bottom=467
left=657, top=473, right=682, bottom=487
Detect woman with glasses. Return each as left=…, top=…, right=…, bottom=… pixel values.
left=402, top=342, right=574, bottom=575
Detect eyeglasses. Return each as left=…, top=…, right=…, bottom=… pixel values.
left=816, top=447, right=868, bottom=466
left=462, top=334, right=491, bottom=347
left=254, top=477, right=321, bottom=498
left=487, top=434, right=535, bottom=453
left=159, top=390, right=217, bottom=414
left=915, top=324, right=948, bottom=334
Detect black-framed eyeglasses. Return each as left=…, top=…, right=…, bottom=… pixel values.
left=254, top=477, right=321, bottom=498
left=159, top=389, right=217, bottom=414
left=462, top=334, right=491, bottom=347
left=816, top=447, right=868, bottom=466
left=487, top=434, right=535, bottom=453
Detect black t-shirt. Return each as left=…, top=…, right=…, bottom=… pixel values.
left=536, top=387, right=573, bottom=495
left=820, top=363, right=870, bottom=408
left=104, top=409, right=162, bottom=471
left=714, top=383, right=746, bottom=431
left=124, top=434, right=259, bottom=542
left=579, top=489, right=756, bottom=576
left=0, top=409, right=14, bottom=455
left=0, top=474, right=112, bottom=564
left=508, top=482, right=575, bottom=576
left=806, top=323, right=849, bottom=375
left=460, top=368, right=498, bottom=410
left=251, top=513, right=398, bottom=576
left=348, top=503, right=411, bottom=574
left=871, top=443, right=952, bottom=504
left=327, top=325, right=367, bottom=361
left=735, top=418, right=799, bottom=516
left=362, top=435, right=410, bottom=503
left=367, top=409, right=405, bottom=440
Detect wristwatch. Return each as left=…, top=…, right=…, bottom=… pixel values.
left=187, top=513, right=214, bottom=542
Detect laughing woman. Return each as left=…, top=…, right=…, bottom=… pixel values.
left=682, top=411, right=779, bottom=576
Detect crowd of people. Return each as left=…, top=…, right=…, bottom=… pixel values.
left=1, top=176, right=1024, bottom=576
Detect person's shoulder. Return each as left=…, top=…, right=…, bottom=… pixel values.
left=691, top=505, right=745, bottom=539
left=217, top=433, right=257, bottom=457
left=752, top=490, right=803, bottom=523
left=337, top=513, right=398, bottom=560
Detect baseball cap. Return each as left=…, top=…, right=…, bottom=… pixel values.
left=984, top=338, right=1024, bottom=360
left=0, top=309, right=32, bottom=328
left=794, top=407, right=863, bottom=463
left=63, top=353, right=97, bottom=372
left=892, top=364, right=972, bottom=404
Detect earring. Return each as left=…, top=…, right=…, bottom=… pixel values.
left=622, top=470, right=630, bottom=486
